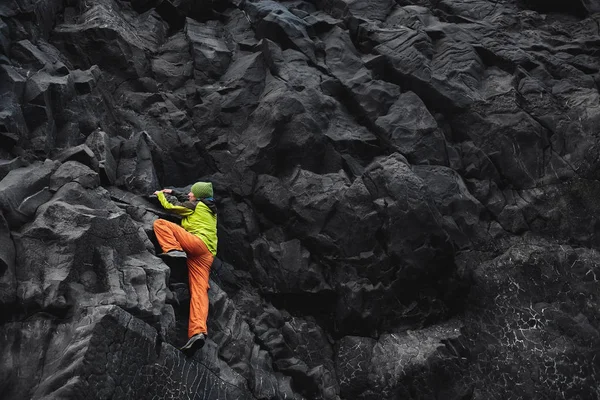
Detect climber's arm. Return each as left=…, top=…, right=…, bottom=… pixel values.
left=155, top=191, right=194, bottom=216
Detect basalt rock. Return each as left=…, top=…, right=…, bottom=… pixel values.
left=2, top=0, right=600, bottom=399
left=13, top=182, right=170, bottom=317
left=150, top=31, right=194, bottom=90
left=0, top=212, right=16, bottom=306
left=186, top=18, right=233, bottom=84
left=243, top=0, right=317, bottom=62
left=0, top=159, right=60, bottom=229
left=0, top=305, right=253, bottom=400
left=0, top=157, right=27, bottom=181
left=115, top=131, right=162, bottom=194
left=449, top=241, right=600, bottom=399
left=85, top=130, right=118, bottom=185
left=52, top=0, right=168, bottom=78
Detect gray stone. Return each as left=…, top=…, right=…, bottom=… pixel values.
left=251, top=236, right=331, bottom=294
left=151, top=32, right=193, bottom=89
left=185, top=18, right=232, bottom=84
left=85, top=130, right=117, bottom=185
left=0, top=157, right=27, bottom=181
left=0, top=212, right=16, bottom=305
left=376, top=91, right=448, bottom=165
left=115, top=131, right=161, bottom=195
left=50, top=160, right=100, bottom=191
left=0, top=305, right=253, bottom=400
left=244, top=0, right=316, bottom=62
left=55, top=144, right=99, bottom=172
left=1, top=0, right=600, bottom=398
left=335, top=335, right=376, bottom=398
left=13, top=182, right=169, bottom=317
left=10, top=39, right=69, bottom=73
left=0, top=160, right=60, bottom=228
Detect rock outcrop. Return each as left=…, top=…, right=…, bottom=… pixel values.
left=1, top=0, right=599, bottom=399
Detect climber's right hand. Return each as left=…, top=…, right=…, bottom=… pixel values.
left=153, top=188, right=173, bottom=195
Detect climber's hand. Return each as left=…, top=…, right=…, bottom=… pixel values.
left=153, top=188, right=173, bottom=195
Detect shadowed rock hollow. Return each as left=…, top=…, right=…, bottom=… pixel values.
left=1, top=0, right=599, bottom=399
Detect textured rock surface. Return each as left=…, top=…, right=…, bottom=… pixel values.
left=1, top=0, right=600, bottom=399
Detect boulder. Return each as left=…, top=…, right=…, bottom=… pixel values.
left=501, top=180, right=600, bottom=247
left=214, top=287, right=323, bottom=400
left=0, top=18, right=8, bottom=54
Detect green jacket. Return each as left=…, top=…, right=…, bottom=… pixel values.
left=157, top=191, right=218, bottom=256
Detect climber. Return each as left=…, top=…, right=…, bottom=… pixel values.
left=153, top=182, right=218, bottom=355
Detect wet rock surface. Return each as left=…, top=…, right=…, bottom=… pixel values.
left=1, top=0, right=599, bottom=399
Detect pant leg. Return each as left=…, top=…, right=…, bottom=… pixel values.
left=152, top=219, right=213, bottom=337
left=186, top=242, right=213, bottom=337
left=153, top=219, right=186, bottom=253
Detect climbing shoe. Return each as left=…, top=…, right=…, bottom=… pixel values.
left=181, top=333, right=206, bottom=355
left=159, top=250, right=187, bottom=259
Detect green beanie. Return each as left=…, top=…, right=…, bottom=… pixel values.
left=191, top=182, right=213, bottom=199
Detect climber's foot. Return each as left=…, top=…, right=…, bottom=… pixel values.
left=181, top=333, right=206, bottom=356
left=159, top=250, right=187, bottom=259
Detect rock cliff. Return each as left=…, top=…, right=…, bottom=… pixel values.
left=1, top=0, right=599, bottom=399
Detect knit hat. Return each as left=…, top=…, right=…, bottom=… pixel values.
left=191, top=182, right=213, bottom=199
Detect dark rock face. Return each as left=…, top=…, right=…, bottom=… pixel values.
left=457, top=243, right=600, bottom=399
left=1, top=0, right=600, bottom=399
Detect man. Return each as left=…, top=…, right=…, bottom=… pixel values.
left=153, top=181, right=218, bottom=355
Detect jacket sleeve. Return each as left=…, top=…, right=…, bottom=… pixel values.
left=157, top=192, right=194, bottom=216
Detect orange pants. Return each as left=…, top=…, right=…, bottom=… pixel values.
left=153, top=219, right=213, bottom=338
